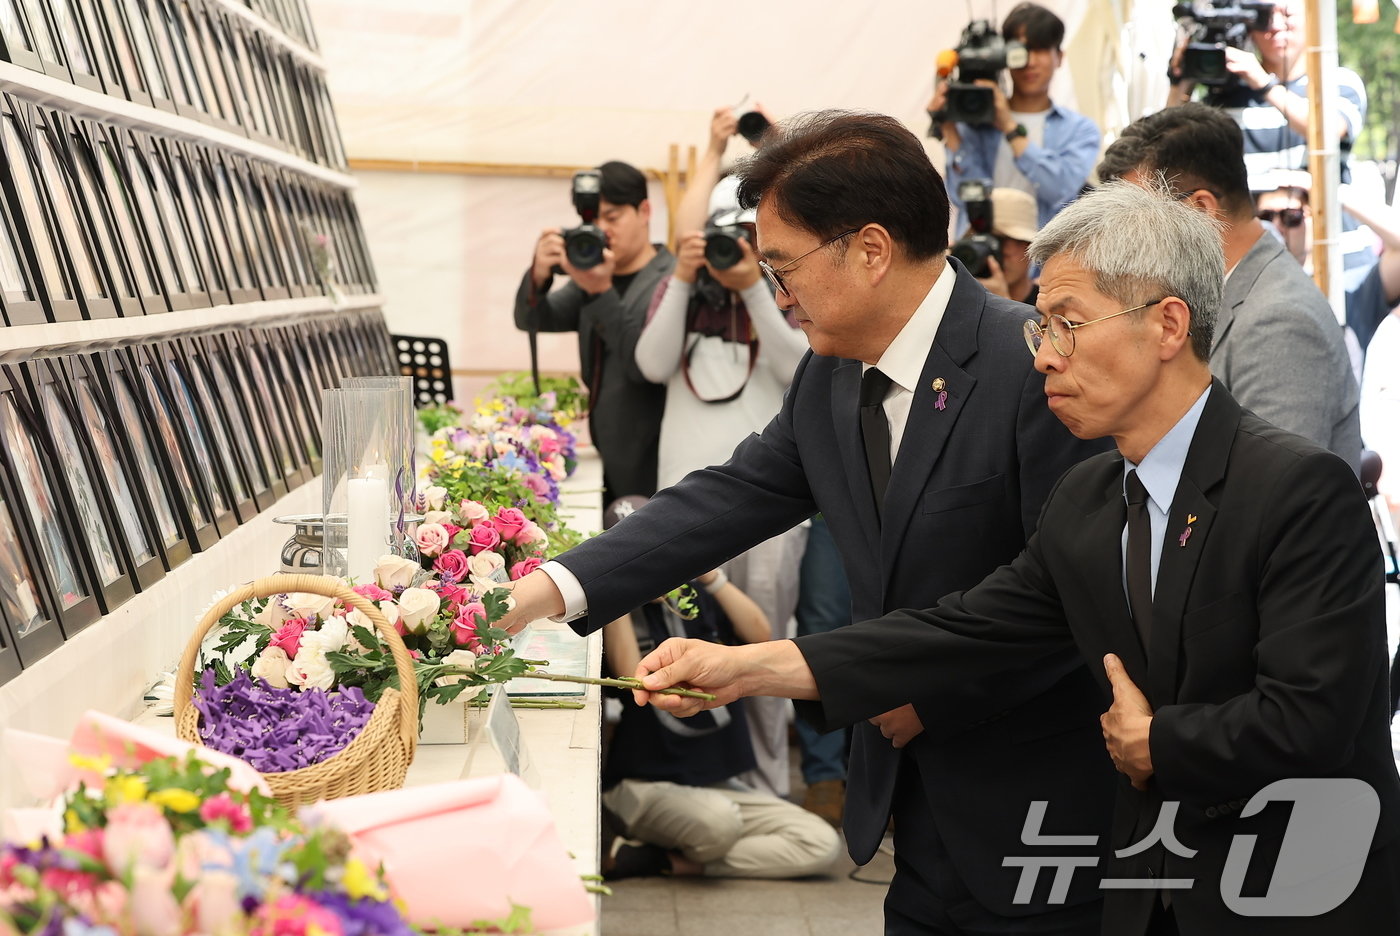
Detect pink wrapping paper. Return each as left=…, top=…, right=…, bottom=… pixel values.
left=3, top=710, right=271, bottom=803
left=306, top=774, right=594, bottom=932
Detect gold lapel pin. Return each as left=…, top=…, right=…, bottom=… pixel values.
left=932, top=377, right=948, bottom=411
left=932, top=378, right=946, bottom=391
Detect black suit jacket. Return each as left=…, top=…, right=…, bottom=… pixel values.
left=800, top=382, right=1400, bottom=935
left=558, top=262, right=1113, bottom=915
left=513, top=247, right=675, bottom=497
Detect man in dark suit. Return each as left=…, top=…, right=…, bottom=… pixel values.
left=506, top=111, right=1111, bottom=934
left=630, top=179, right=1400, bottom=935
left=514, top=160, right=675, bottom=500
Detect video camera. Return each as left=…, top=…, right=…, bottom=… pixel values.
left=949, top=180, right=1001, bottom=278
left=561, top=170, right=609, bottom=269
left=1173, top=1, right=1274, bottom=107
left=931, top=20, right=1028, bottom=127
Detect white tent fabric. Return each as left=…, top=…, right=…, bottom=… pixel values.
left=308, top=0, right=1121, bottom=389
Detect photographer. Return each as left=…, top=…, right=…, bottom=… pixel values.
left=514, top=161, right=675, bottom=501
left=930, top=2, right=1100, bottom=232
left=1167, top=0, right=1366, bottom=185
left=635, top=106, right=809, bottom=800
left=956, top=186, right=1040, bottom=305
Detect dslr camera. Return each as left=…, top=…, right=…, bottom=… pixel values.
left=703, top=217, right=750, bottom=271
left=736, top=110, right=771, bottom=146
left=1173, top=1, right=1274, bottom=106
left=560, top=170, right=609, bottom=269
left=949, top=180, right=1001, bottom=278
left=933, top=20, right=1028, bottom=126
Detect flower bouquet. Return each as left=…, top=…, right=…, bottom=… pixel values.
left=0, top=750, right=415, bottom=936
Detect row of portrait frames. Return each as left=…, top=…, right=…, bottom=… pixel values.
left=0, top=0, right=345, bottom=169
left=0, top=94, right=374, bottom=325
left=0, top=308, right=393, bottom=682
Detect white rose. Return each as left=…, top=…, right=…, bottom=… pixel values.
left=305, top=616, right=349, bottom=654
left=434, top=648, right=479, bottom=687
left=250, top=647, right=290, bottom=688
left=396, top=587, right=441, bottom=634
left=374, top=555, right=419, bottom=591
left=467, top=550, right=506, bottom=586
left=423, top=510, right=451, bottom=526
left=346, top=605, right=397, bottom=645
left=285, top=648, right=335, bottom=690
left=424, top=484, right=448, bottom=511
left=285, top=592, right=336, bottom=621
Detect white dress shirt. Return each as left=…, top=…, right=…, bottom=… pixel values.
left=542, top=261, right=959, bottom=623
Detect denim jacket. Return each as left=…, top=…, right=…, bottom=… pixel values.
left=946, top=102, right=1100, bottom=233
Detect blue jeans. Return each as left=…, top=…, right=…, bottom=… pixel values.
left=794, top=516, right=852, bottom=784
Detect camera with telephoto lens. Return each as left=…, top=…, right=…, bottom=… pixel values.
left=933, top=20, right=1028, bottom=126
left=560, top=169, right=609, bottom=269
left=703, top=222, right=749, bottom=271
left=1173, top=1, right=1274, bottom=107
left=736, top=110, right=771, bottom=146
left=949, top=180, right=1001, bottom=278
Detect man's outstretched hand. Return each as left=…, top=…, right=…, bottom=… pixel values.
left=632, top=637, right=820, bottom=716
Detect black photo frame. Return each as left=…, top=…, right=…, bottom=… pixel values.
left=81, top=121, right=167, bottom=314
left=0, top=467, right=52, bottom=677
left=203, top=331, right=292, bottom=499
left=0, top=367, right=101, bottom=635
left=46, top=0, right=103, bottom=91
left=252, top=326, right=320, bottom=474
left=176, top=334, right=269, bottom=516
left=14, top=0, right=69, bottom=80
left=159, top=137, right=230, bottom=306
left=98, top=346, right=214, bottom=554
left=226, top=328, right=309, bottom=487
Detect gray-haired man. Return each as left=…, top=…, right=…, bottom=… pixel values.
left=633, top=179, right=1400, bottom=936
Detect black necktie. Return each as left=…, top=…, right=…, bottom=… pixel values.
left=860, top=368, right=894, bottom=517
left=1125, top=470, right=1154, bottom=648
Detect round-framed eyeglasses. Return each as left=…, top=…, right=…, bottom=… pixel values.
left=1023, top=299, right=1165, bottom=357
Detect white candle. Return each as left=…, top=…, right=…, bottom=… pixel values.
left=346, top=476, right=388, bottom=584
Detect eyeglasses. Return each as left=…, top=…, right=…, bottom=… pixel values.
left=1023, top=299, right=1166, bottom=357
left=1258, top=207, right=1306, bottom=229
left=758, top=229, right=860, bottom=297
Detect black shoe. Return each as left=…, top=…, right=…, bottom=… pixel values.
left=603, top=840, right=671, bottom=880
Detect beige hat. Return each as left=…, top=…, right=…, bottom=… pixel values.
left=989, top=188, right=1038, bottom=243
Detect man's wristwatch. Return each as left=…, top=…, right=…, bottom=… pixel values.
left=1256, top=75, right=1279, bottom=96
left=1005, top=124, right=1028, bottom=143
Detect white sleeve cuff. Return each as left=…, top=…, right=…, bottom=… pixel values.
left=540, top=560, right=588, bottom=622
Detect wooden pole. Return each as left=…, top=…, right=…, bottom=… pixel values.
left=1303, top=0, right=1342, bottom=314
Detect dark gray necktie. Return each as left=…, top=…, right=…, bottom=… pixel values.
left=1125, top=470, right=1153, bottom=648
left=860, top=368, right=894, bottom=518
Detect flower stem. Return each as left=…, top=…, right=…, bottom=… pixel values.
left=522, top=670, right=717, bottom=701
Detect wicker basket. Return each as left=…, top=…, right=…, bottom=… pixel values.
left=174, top=573, right=418, bottom=808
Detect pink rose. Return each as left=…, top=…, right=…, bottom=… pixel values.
left=492, top=508, right=527, bottom=542
left=515, top=520, right=546, bottom=546
left=450, top=601, right=488, bottom=647
left=415, top=522, right=451, bottom=558
left=352, top=583, right=392, bottom=602
left=459, top=499, right=490, bottom=526
left=198, top=793, right=252, bottom=834
left=252, top=894, right=344, bottom=936
left=435, top=582, right=470, bottom=606
left=509, top=557, right=543, bottom=580
left=103, top=802, right=175, bottom=874
left=537, top=433, right=561, bottom=455
left=434, top=549, right=470, bottom=582
left=522, top=473, right=551, bottom=502
left=443, top=522, right=463, bottom=542
left=268, top=618, right=309, bottom=658
left=467, top=523, right=501, bottom=556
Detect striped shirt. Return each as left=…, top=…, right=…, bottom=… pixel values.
left=1230, top=66, right=1367, bottom=186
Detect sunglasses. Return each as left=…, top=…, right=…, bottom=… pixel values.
left=1258, top=207, right=1306, bottom=229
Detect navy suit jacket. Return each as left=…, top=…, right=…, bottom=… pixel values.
left=558, top=261, right=1114, bottom=915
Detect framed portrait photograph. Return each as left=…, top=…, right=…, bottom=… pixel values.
left=14, top=0, right=69, bottom=80
left=210, top=151, right=275, bottom=299
left=0, top=170, right=43, bottom=326
left=231, top=156, right=290, bottom=299
left=0, top=95, right=81, bottom=322
left=153, top=340, right=253, bottom=527
left=32, top=107, right=119, bottom=319
left=176, top=334, right=271, bottom=514
left=224, top=15, right=274, bottom=145
left=0, top=473, right=56, bottom=679
left=225, top=328, right=307, bottom=488
left=0, top=368, right=101, bottom=636
left=199, top=5, right=248, bottom=135
left=130, top=342, right=234, bottom=539
left=80, top=121, right=166, bottom=314
left=45, top=0, right=102, bottom=92
left=95, top=346, right=209, bottom=557
left=203, top=332, right=289, bottom=501
left=253, top=327, right=320, bottom=475
left=112, top=128, right=207, bottom=309
left=113, top=0, right=176, bottom=112
left=18, top=357, right=150, bottom=605
left=88, top=0, right=147, bottom=105
left=159, top=137, right=230, bottom=306
left=1, top=0, right=47, bottom=73
left=262, top=167, right=310, bottom=297
left=289, top=316, right=335, bottom=409
left=64, top=351, right=187, bottom=575
left=189, top=144, right=256, bottom=303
